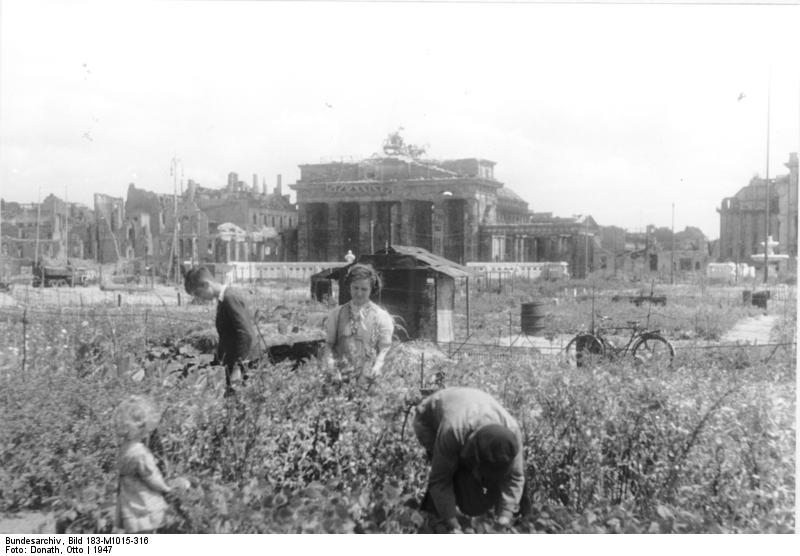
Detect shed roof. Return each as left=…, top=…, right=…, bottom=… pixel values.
left=310, top=245, right=472, bottom=281
left=366, top=245, right=471, bottom=278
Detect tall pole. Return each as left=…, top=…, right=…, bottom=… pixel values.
left=34, top=188, right=41, bottom=266
left=584, top=216, right=589, bottom=279
left=174, top=159, right=178, bottom=283
left=763, top=69, right=772, bottom=284
left=167, top=157, right=181, bottom=284
left=64, top=186, right=69, bottom=261
left=671, top=202, right=675, bottom=285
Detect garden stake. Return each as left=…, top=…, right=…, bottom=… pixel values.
left=22, top=306, right=28, bottom=374
left=252, top=309, right=270, bottom=352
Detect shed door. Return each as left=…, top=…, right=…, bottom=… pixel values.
left=436, top=276, right=455, bottom=343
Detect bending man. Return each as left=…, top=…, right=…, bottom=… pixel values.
left=413, top=387, right=527, bottom=533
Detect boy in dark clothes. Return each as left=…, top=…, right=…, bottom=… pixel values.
left=184, top=266, right=262, bottom=396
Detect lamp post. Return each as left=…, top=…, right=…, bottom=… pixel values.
left=763, top=70, right=772, bottom=284
left=167, top=157, right=183, bottom=284
left=671, top=202, right=675, bottom=285
left=584, top=216, right=589, bottom=279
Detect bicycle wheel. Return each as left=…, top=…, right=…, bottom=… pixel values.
left=631, top=333, right=675, bottom=368
left=564, top=334, right=604, bottom=368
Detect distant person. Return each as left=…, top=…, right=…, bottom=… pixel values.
left=114, top=396, right=189, bottom=533
left=413, top=387, right=528, bottom=533
left=344, top=250, right=356, bottom=264
left=324, top=263, right=393, bottom=381
left=184, top=266, right=262, bottom=396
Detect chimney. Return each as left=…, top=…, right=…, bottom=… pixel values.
left=227, top=172, right=237, bottom=191
left=262, top=177, right=268, bottom=196
left=252, top=174, right=259, bottom=194
left=275, top=174, right=282, bottom=196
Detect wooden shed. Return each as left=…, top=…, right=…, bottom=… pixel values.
left=310, top=245, right=470, bottom=343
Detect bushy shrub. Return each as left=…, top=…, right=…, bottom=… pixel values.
left=0, top=289, right=794, bottom=533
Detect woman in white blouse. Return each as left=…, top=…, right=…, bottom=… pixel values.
left=324, top=264, right=394, bottom=380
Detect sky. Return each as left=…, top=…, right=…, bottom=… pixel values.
left=1, top=0, right=798, bottom=241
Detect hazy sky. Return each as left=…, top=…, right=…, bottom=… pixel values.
left=1, top=0, right=798, bottom=240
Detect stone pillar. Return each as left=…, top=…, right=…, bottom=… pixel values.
left=297, top=204, right=309, bottom=261
left=432, top=200, right=445, bottom=256
left=390, top=202, right=401, bottom=246
left=358, top=202, right=373, bottom=254
left=326, top=202, right=340, bottom=261
left=464, top=198, right=479, bottom=262
left=400, top=200, right=413, bottom=246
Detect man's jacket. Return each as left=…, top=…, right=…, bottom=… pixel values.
left=215, top=286, right=262, bottom=367
left=413, top=387, right=525, bottom=522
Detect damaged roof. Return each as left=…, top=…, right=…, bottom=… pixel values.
left=311, top=245, right=471, bottom=280
left=365, top=245, right=471, bottom=278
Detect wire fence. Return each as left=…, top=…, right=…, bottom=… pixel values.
left=0, top=283, right=316, bottom=310
left=1, top=279, right=794, bottom=371
left=1, top=304, right=793, bottom=371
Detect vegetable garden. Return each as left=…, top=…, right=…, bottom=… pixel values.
left=0, top=279, right=795, bottom=533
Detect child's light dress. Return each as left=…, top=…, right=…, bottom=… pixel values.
left=115, top=441, right=169, bottom=532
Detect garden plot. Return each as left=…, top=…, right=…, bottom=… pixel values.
left=0, top=280, right=795, bottom=533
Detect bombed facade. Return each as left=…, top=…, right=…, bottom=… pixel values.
left=292, top=132, right=597, bottom=276
left=718, top=152, right=798, bottom=268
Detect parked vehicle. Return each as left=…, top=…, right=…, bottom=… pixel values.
left=564, top=315, right=675, bottom=368
left=32, top=263, right=88, bottom=287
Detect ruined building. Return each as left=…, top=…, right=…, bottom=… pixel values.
left=92, top=173, right=298, bottom=274
left=1, top=195, right=94, bottom=262
left=292, top=132, right=598, bottom=276
left=718, top=152, right=798, bottom=266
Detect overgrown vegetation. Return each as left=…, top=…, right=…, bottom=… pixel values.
left=0, top=282, right=795, bottom=533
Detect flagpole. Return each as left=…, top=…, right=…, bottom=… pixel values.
left=763, top=69, right=771, bottom=284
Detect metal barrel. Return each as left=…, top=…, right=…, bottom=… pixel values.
left=752, top=291, right=769, bottom=310
left=521, top=300, right=546, bottom=335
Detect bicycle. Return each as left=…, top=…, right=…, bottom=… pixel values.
left=564, top=315, right=675, bottom=368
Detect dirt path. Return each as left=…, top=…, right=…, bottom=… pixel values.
left=496, top=314, right=780, bottom=357
left=720, top=314, right=779, bottom=345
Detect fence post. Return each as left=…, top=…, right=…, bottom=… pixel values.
left=21, top=306, right=28, bottom=374
left=117, top=294, right=122, bottom=307
left=177, top=292, right=182, bottom=306
left=144, top=308, right=149, bottom=349
left=508, top=312, right=512, bottom=358
left=465, top=277, right=470, bottom=339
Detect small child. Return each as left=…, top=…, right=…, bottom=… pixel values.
left=114, top=395, right=178, bottom=533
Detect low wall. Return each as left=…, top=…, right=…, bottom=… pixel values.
left=227, top=261, right=342, bottom=283
left=466, top=261, right=569, bottom=280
